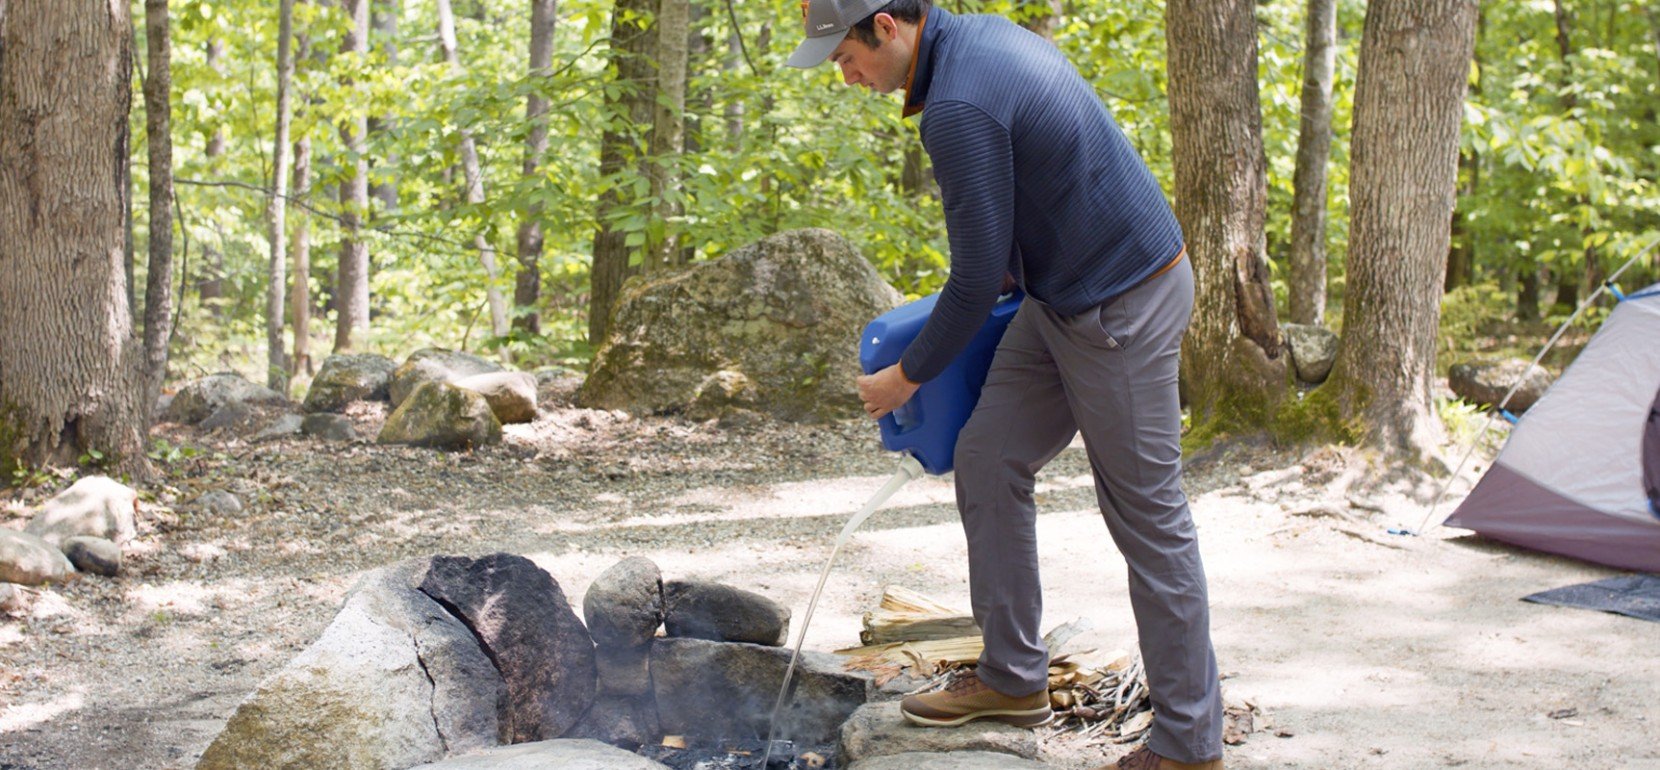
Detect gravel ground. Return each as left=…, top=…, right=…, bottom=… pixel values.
left=2, top=393, right=1657, bottom=770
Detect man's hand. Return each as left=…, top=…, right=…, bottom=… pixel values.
left=856, top=363, right=921, bottom=420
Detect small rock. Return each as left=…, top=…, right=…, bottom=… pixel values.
left=838, top=701, right=1039, bottom=764
left=301, top=413, right=359, bottom=442
left=664, top=579, right=790, bottom=646
left=0, top=529, right=76, bottom=586
left=686, top=370, right=758, bottom=420
left=24, top=476, right=138, bottom=547
left=455, top=371, right=539, bottom=425
left=407, top=739, right=670, bottom=770
left=583, top=557, right=664, bottom=648
left=303, top=353, right=398, bottom=412
left=378, top=381, right=503, bottom=450
left=1449, top=359, right=1555, bottom=413
left=180, top=542, right=228, bottom=563
left=192, top=490, right=244, bottom=516
left=252, top=413, right=305, bottom=442
left=1282, top=323, right=1339, bottom=384
left=199, top=401, right=255, bottom=431
left=61, top=536, right=121, bottom=577
left=844, top=751, right=1049, bottom=770
left=0, top=582, right=31, bottom=614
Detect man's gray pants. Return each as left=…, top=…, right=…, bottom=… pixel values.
left=953, top=257, right=1223, bottom=764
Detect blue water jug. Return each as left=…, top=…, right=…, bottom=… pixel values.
left=859, top=292, right=1024, bottom=475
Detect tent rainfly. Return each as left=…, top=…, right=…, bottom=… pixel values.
left=1445, top=281, right=1660, bottom=572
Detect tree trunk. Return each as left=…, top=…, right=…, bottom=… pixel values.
left=199, top=40, right=227, bottom=314
left=724, top=30, right=744, bottom=142
left=1323, top=0, right=1477, bottom=456
left=292, top=137, right=314, bottom=380
left=334, top=0, right=371, bottom=353
left=1517, top=257, right=1541, bottom=320
left=0, top=0, right=149, bottom=473
left=267, top=0, right=295, bottom=394
left=589, top=0, right=658, bottom=347
left=1288, top=0, right=1336, bottom=325
left=436, top=0, right=510, bottom=340
left=514, top=0, right=558, bottom=335
left=368, top=0, right=399, bottom=215
left=1165, top=0, right=1285, bottom=429
left=1446, top=7, right=1483, bottom=294
left=645, top=0, right=689, bottom=271
left=142, top=0, right=177, bottom=419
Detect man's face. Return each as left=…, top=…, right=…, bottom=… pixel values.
left=828, top=14, right=912, bottom=94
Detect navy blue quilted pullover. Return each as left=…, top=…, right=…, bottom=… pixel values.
left=896, top=7, right=1184, bottom=383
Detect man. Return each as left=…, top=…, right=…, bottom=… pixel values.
left=788, top=2, right=1224, bottom=769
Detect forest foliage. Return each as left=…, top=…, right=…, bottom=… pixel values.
left=129, top=0, right=1658, bottom=382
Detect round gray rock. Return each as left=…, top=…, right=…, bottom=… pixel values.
left=302, top=413, right=359, bottom=442
left=303, top=353, right=397, bottom=413
left=583, top=556, right=664, bottom=648
left=1449, top=359, right=1555, bottom=413
left=192, top=490, right=244, bottom=516
left=839, top=701, right=1039, bottom=765
left=390, top=348, right=504, bottom=407
left=0, top=529, right=75, bottom=586
left=578, top=228, right=904, bottom=422
left=408, top=739, right=670, bottom=770
left=664, top=579, right=790, bottom=646
left=455, top=371, right=538, bottom=425
left=24, top=476, right=138, bottom=547
left=378, top=381, right=502, bottom=450
left=1282, top=323, right=1339, bottom=384
left=845, top=750, right=1050, bottom=770
left=61, top=536, right=121, bottom=577
left=165, top=373, right=287, bottom=424
left=252, top=413, right=305, bottom=442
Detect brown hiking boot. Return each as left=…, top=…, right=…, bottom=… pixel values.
left=899, top=670, right=1053, bottom=728
left=1096, top=744, right=1224, bottom=770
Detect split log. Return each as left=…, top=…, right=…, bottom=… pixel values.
left=859, top=585, right=979, bottom=646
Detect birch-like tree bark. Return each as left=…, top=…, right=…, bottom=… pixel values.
left=436, top=0, right=509, bottom=339
left=514, top=0, right=558, bottom=334
left=645, top=0, right=689, bottom=271
left=334, top=0, right=371, bottom=353
left=143, top=0, right=178, bottom=417
left=1324, top=0, right=1477, bottom=456
left=1287, top=0, right=1337, bottom=326
left=1166, top=0, right=1286, bottom=427
left=0, top=0, right=148, bottom=472
left=267, top=0, right=295, bottom=393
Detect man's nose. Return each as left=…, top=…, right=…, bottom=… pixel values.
left=839, top=63, right=857, bottom=86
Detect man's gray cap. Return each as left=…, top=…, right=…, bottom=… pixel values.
left=786, top=0, right=890, bottom=68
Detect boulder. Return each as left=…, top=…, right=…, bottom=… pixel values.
left=197, top=560, right=504, bottom=770
left=198, top=401, right=255, bottom=431
left=192, top=490, right=244, bottom=516
left=390, top=349, right=504, bottom=407
left=844, top=751, right=1050, bottom=770
left=1282, top=323, right=1339, bottom=384
left=378, top=382, right=502, bottom=450
left=407, top=739, right=670, bottom=770
left=303, top=354, right=398, bottom=413
left=579, top=228, right=904, bottom=421
left=1449, top=359, right=1555, bottom=413
left=838, top=701, right=1039, bottom=764
left=650, top=637, right=871, bottom=744
left=0, top=529, right=75, bottom=586
left=61, top=536, right=121, bottom=577
left=594, top=644, right=653, bottom=697
left=583, top=557, right=664, bottom=649
left=252, top=413, right=305, bottom=442
left=24, top=476, right=138, bottom=547
left=417, top=554, right=597, bottom=743
left=664, top=579, right=789, bottom=646
left=455, top=371, right=538, bottom=425
left=686, top=370, right=759, bottom=420
left=565, top=695, right=660, bottom=749
left=165, top=373, right=286, bottom=425
left=302, top=413, right=359, bottom=442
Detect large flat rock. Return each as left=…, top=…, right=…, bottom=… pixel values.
left=650, top=637, right=871, bottom=745
left=408, top=739, right=670, bottom=769
left=844, top=750, right=1051, bottom=769
left=838, top=701, right=1039, bottom=764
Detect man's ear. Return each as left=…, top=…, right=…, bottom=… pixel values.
left=874, top=12, right=899, bottom=41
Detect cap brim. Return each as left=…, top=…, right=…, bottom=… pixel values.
left=786, top=31, right=847, bottom=68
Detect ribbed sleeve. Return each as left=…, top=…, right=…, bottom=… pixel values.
left=899, top=100, right=1015, bottom=383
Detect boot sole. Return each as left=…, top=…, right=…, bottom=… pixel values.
left=900, top=706, right=1054, bottom=729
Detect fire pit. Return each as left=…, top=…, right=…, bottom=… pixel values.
left=637, top=737, right=834, bottom=770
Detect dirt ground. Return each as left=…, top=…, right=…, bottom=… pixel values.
left=2, top=395, right=1658, bottom=770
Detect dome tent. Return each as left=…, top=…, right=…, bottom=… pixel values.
left=1444, top=281, right=1660, bottom=572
